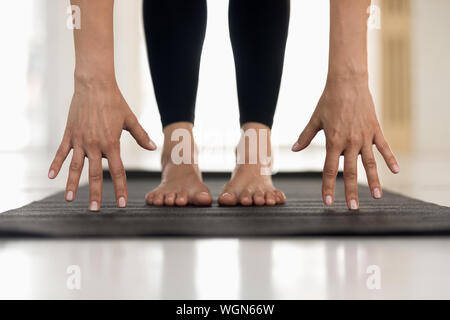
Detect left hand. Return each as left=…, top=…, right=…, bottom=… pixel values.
left=292, top=78, right=400, bottom=210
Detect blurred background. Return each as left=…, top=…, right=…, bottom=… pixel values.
left=0, top=0, right=449, bottom=211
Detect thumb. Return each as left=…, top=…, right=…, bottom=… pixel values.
left=292, top=119, right=320, bottom=152
left=124, top=114, right=156, bottom=151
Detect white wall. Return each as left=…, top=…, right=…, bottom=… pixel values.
left=411, top=0, right=450, bottom=153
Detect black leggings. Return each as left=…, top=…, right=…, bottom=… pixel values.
left=143, top=0, right=290, bottom=129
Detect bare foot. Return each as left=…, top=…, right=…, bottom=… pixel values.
left=145, top=122, right=212, bottom=206
left=218, top=122, right=286, bottom=206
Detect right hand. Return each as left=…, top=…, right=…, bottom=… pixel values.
left=48, top=80, right=156, bottom=211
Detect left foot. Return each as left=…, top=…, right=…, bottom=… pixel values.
left=218, top=122, right=286, bottom=206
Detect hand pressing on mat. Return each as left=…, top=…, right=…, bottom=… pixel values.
left=292, top=78, right=399, bottom=210
left=48, top=82, right=156, bottom=211
left=291, top=0, right=399, bottom=210
left=47, top=0, right=156, bottom=211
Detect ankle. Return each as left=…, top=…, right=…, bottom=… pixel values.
left=236, top=122, right=272, bottom=167
left=161, top=122, right=197, bottom=167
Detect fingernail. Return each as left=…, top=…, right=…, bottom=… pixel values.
left=393, top=164, right=400, bottom=173
left=349, top=199, right=359, bottom=210
left=118, top=197, right=126, bottom=208
left=48, top=170, right=55, bottom=179
left=89, top=201, right=99, bottom=211
left=373, top=188, right=381, bottom=199
left=66, top=191, right=74, bottom=201
left=149, top=140, right=157, bottom=149
left=291, top=142, right=300, bottom=151
left=325, top=195, right=333, bottom=206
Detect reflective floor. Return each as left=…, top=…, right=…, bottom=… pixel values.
left=0, top=150, right=450, bottom=299
left=1, top=238, right=450, bottom=299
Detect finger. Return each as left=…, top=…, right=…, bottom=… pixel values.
left=292, top=118, right=320, bottom=152
left=106, top=149, right=127, bottom=208
left=344, top=149, right=359, bottom=210
left=88, top=155, right=103, bottom=211
left=361, top=145, right=382, bottom=199
left=65, top=148, right=85, bottom=202
left=124, top=114, right=156, bottom=151
left=322, top=148, right=340, bottom=206
left=48, top=135, right=71, bottom=179
left=374, top=131, right=400, bottom=174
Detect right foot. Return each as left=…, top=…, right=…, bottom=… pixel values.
left=145, top=122, right=212, bottom=206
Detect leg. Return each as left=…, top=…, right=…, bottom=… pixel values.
left=219, top=0, right=290, bottom=206
left=143, top=0, right=212, bottom=206
left=143, top=0, right=206, bottom=126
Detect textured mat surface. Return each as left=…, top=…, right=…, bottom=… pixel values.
left=1, top=172, right=450, bottom=237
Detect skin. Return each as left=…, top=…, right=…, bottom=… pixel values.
left=48, top=0, right=156, bottom=211
left=218, top=122, right=286, bottom=206
left=145, top=122, right=213, bottom=206
left=50, top=0, right=397, bottom=210
left=292, top=0, right=400, bottom=210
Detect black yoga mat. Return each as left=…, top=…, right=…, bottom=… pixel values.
left=1, top=172, right=450, bottom=237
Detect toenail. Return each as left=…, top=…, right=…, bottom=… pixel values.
left=222, top=193, right=232, bottom=198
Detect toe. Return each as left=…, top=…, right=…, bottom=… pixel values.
left=153, top=192, right=164, bottom=206
left=218, top=192, right=238, bottom=206
left=239, top=189, right=253, bottom=206
left=145, top=191, right=155, bottom=205
left=253, top=190, right=265, bottom=206
left=265, top=191, right=276, bottom=206
left=193, top=191, right=213, bottom=206
left=274, top=190, right=286, bottom=204
left=164, top=192, right=176, bottom=206
left=175, top=190, right=188, bottom=206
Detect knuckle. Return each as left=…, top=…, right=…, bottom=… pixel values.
left=323, top=167, right=337, bottom=179
left=326, top=140, right=339, bottom=151
left=104, top=137, right=119, bottom=150
left=110, top=168, right=125, bottom=180
left=69, top=161, right=82, bottom=172
left=344, top=170, right=357, bottom=180
left=326, top=130, right=340, bottom=145
left=89, top=194, right=101, bottom=202
left=126, top=114, right=137, bottom=126
left=84, top=137, right=100, bottom=149
left=364, top=157, right=377, bottom=170
left=378, top=139, right=389, bottom=151
left=387, top=155, right=396, bottom=164
left=89, top=172, right=102, bottom=182
left=346, top=135, right=362, bottom=147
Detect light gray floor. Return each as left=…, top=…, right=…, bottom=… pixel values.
left=1, top=150, right=450, bottom=299
left=1, top=238, right=450, bottom=299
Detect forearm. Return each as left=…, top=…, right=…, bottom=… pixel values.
left=71, top=0, right=115, bottom=83
left=328, top=0, right=370, bottom=80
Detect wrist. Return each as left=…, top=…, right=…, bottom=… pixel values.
left=74, top=71, right=117, bottom=90
left=327, top=69, right=368, bottom=85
